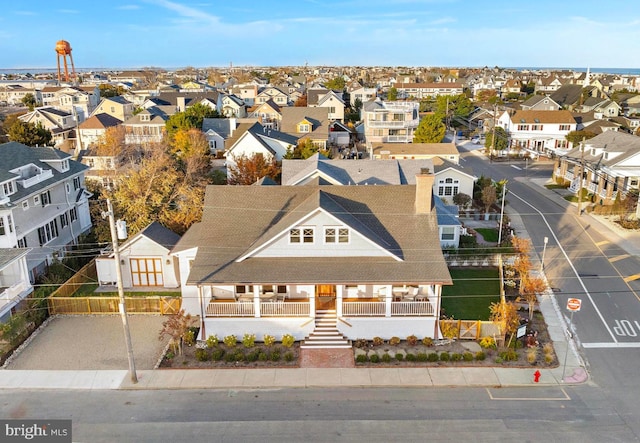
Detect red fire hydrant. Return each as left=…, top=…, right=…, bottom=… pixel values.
left=534, top=370, right=541, bottom=383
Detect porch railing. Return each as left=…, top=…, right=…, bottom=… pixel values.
left=205, top=301, right=310, bottom=317
left=260, top=302, right=310, bottom=317
left=343, top=301, right=385, bottom=316
left=391, top=301, right=434, bottom=316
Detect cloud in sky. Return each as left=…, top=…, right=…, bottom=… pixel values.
left=1, top=0, right=639, bottom=68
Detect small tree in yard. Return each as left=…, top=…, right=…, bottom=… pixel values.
left=481, top=185, right=497, bottom=220
left=453, top=192, right=471, bottom=210
left=489, top=300, right=520, bottom=347
left=158, top=309, right=197, bottom=356
left=519, top=276, right=547, bottom=321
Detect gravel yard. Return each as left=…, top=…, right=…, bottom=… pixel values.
left=4, top=315, right=170, bottom=370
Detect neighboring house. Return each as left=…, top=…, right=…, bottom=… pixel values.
left=497, top=110, right=577, bottom=156
left=96, top=222, right=181, bottom=289
left=579, top=97, right=621, bottom=117
left=141, top=91, right=221, bottom=114
left=347, top=85, right=377, bottom=107
left=554, top=131, right=640, bottom=209
left=534, top=76, right=564, bottom=94
left=225, top=122, right=298, bottom=167
left=361, top=99, right=420, bottom=143
left=171, top=173, right=452, bottom=343
left=201, top=118, right=258, bottom=156
left=122, top=108, right=168, bottom=144
left=256, top=86, right=289, bottom=106
left=610, top=116, right=640, bottom=134
left=77, top=113, right=122, bottom=152
left=39, top=85, right=100, bottom=122
left=0, top=142, right=92, bottom=280
left=280, top=107, right=330, bottom=148
left=396, top=82, right=464, bottom=99
left=328, top=121, right=353, bottom=148
left=315, top=90, right=345, bottom=122
left=501, top=78, right=523, bottom=98
left=18, top=107, right=77, bottom=151
left=219, top=94, right=248, bottom=118
left=90, top=96, right=135, bottom=122
left=549, top=84, right=584, bottom=110
left=0, top=85, right=38, bottom=105
left=520, top=95, right=560, bottom=111
left=370, top=142, right=460, bottom=164
left=0, top=248, right=33, bottom=323
left=248, top=99, right=282, bottom=130
left=231, top=84, right=258, bottom=107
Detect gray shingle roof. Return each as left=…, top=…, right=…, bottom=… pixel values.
left=181, top=185, right=451, bottom=286
left=0, top=142, right=87, bottom=207
left=137, top=222, right=181, bottom=250
left=0, top=248, right=30, bottom=269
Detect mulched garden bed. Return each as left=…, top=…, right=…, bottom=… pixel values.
left=159, top=342, right=300, bottom=368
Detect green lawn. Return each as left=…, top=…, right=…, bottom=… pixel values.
left=474, top=228, right=499, bottom=243
left=441, top=268, right=500, bottom=321
left=68, top=283, right=180, bottom=298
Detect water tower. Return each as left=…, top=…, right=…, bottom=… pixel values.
left=55, top=40, right=76, bottom=84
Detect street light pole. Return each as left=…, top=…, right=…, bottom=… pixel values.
left=498, top=183, right=507, bottom=245
left=541, top=236, right=549, bottom=272
left=104, top=199, right=138, bottom=384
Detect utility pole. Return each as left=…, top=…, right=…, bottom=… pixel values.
left=490, top=104, right=498, bottom=162
left=577, top=139, right=585, bottom=216
left=498, top=182, right=507, bottom=245
left=104, top=199, right=138, bottom=384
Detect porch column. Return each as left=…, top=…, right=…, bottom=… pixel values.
left=336, top=285, right=343, bottom=317
left=309, top=288, right=316, bottom=318
left=385, top=284, right=392, bottom=318
left=198, top=286, right=206, bottom=339
left=253, top=286, right=260, bottom=318
left=434, top=284, right=442, bottom=339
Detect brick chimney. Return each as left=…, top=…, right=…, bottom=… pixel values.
left=415, top=168, right=435, bottom=214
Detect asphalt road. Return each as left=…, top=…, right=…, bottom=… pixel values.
left=458, top=140, right=640, bottom=438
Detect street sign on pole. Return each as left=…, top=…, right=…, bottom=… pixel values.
left=566, top=298, right=582, bottom=312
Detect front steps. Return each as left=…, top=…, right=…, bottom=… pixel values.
left=301, top=309, right=351, bottom=349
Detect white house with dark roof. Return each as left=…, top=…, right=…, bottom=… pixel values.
left=361, top=100, right=420, bottom=143
left=224, top=122, right=298, bottom=167
left=498, top=110, right=577, bottom=156
left=555, top=130, right=640, bottom=211
left=96, top=222, right=181, bottom=289
left=18, top=107, right=77, bottom=150
left=0, top=142, right=92, bottom=280
left=0, top=248, right=33, bottom=323
left=172, top=174, right=452, bottom=344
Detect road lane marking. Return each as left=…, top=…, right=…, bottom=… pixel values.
left=510, top=191, right=618, bottom=342
left=583, top=342, right=640, bottom=348
left=609, top=254, right=630, bottom=263
left=486, top=387, right=571, bottom=401
left=624, top=274, right=640, bottom=283
left=511, top=165, right=522, bottom=170
left=595, top=240, right=609, bottom=246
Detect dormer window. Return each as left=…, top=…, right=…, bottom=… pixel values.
left=325, top=227, right=349, bottom=244
left=2, top=180, right=16, bottom=197
left=298, top=123, right=310, bottom=133
left=141, top=114, right=150, bottom=122
left=290, top=227, right=314, bottom=244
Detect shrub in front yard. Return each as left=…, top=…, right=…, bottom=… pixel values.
left=427, top=352, right=439, bottom=362
left=355, top=354, right=368, bottom=363
left=263, top=334, right=276, bottom=347
left=416, top=352, right=428, bottom=362
left=246, top=350, right=260, bottom=362
left=406, top=335, right=418, bottom=346
left=405, top=353, right=416, bottom=361
left=354, top=338, right=368, bottom=348
left=475, top=351, right=486, bottom=361
left=270, top=350, right=281, bottom=361
left=389, top=336, right=401, bottom=345
left=450, top=353, right=461, bottom=362
left=206, top=335, right=218, bottom=349
left=242, top=333, right=256, bottom=348
left=284, top=352, right=295, bottom=362
left=258, top=352, right=268, bottom=361
left=395, top=353, right=404, bottom=361
left=372, top=336, right=384, bottom=346
left=499, top=349, right=518, bottom=361
left=527, top=348, right=538, bottom=364
left=281, top=334, right=295, bottom=348
left=479, top=336, right=497, bottom=350
left=463, top=352, right=474, bottom=362
left=211, top=349, right=225, bottom=361
left=195, top=348, right=210, bottom=362
left=422, top=337, right=433, bottom=347
left=439, top=352, right=450, bottom=361
left=381, top=353, right=392, bottom=363
left=223, top=335, right=237, bottom=347
left=369, top=354, right=380, bottom=363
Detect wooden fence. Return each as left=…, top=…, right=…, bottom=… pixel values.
left=440, top=319, right=501, bottom=340
left=48, top=296, right=181, bottom=315
left=49, top=259, right=98, bottom=298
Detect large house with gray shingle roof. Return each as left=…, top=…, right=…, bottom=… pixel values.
left=0, top=142, right=92, bottom=280
left=172, top=171, right=452, bottom=344
left=280, top=107, right=330, bottom=148
left=554, top=131, right=640, bottom=211
left=497, top=109, right=577, bottom=156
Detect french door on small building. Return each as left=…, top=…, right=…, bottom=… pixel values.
left=130, top=258, right=164, bottom=286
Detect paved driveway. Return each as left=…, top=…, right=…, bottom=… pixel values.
left=5, top=315, right=170, bottom=370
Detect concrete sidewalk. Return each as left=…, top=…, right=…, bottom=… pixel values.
left=0, top=288, right=587, bottom=391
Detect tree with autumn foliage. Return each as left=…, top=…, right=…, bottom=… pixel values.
left=227, top=153, right=280, bottom=185
left=294, top=95, right=307, bottom=107
left=489, top=300, right=521, bottom=347
left=519, top=276, right=547, bottom=321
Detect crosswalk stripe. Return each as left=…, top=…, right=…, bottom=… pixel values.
left=623, top=274, right=640, bottom=283
left=609, top=254, right=630, bottom=263
left=583, top=342, right=640, bottom=348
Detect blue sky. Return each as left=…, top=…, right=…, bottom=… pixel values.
left=1, top=0, right=639, bottom=70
